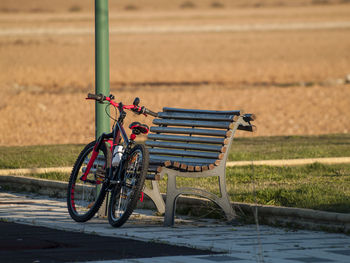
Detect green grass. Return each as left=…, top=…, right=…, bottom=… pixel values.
left=0, top=144, right=83, bottom=169
left=154, top=163, right=350, bottom=213
left=226, top=163, right=350, bottom=213
left=228, top=134, right=350, bottom=161
left=1, top=134, right=349, bottom=169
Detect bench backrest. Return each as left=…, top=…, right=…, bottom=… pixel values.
left=146, top=107, right=255, bottom=178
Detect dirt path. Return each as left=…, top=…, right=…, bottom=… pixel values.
left=1, top=21, right=350, bottom=36
left=1, top=157, right=349, bottom=176
left=226, top=157, right=350, bottom=167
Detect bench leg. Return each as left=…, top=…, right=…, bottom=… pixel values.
left=143, top=181, right=165, bottom=215
left=218, top=169, right=236, bottom=221
left=163, top=171, right=236, bottom=226
left=164, top=172, right=178, bottom=227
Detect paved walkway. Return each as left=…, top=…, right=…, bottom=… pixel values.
left=1, top=191, right=350, bottom=262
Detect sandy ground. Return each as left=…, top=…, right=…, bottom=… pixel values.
left=0, top=2, right=350, bottom=146
left=1, top=84, right=349, bottom=146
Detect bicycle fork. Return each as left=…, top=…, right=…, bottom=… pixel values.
left=80, top=135, right=110, bottom=182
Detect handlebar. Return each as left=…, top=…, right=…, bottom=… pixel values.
left=86, top=93, right=158, bottom=117
left=87, top=93, right=105, bottom=102
left=143, top=108, right=158, bottom=117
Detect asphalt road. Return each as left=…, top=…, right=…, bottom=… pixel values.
left=0, top=221, right=212, bottom=263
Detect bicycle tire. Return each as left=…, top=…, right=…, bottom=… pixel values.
left=108, top=144, right=148, bottom=227
left=67, top=140, right=111, bottom=222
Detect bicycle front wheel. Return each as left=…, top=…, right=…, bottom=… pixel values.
left=108, top=144, right=148, bottom=227
left=67, top=140, right=111, bottom=222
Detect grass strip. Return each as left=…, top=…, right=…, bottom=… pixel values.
left=25, top=163, right=350, bottom=214
left=153, top=163, right=350, bottom=213
left=1, top=134, right=350, bottom=169
left=0, top=144, right=83, bottom=169
left=228, top=133, right=350, bottom=161
left=225, top=163, right=350, bottom=213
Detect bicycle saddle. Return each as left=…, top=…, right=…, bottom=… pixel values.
left=129, top=122, right=149, bottom=135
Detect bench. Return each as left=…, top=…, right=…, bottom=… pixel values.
left=143, top=107, right=255, bottom=226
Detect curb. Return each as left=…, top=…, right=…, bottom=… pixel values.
left=1, top=174, right=350, bottom=232
left=235, top=202, right=350, bottom=233
left=0, top=174, right=68, bottom=198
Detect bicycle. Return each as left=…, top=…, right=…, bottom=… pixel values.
left=67, top=93, right=157, bottom=227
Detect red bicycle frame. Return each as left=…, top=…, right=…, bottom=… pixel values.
left=80, top=94, right=154, bottom=182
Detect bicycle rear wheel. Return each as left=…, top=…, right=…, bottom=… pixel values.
left=108, top=144, right=148, bottom=227
left=67, top=140, right=111, bottom=222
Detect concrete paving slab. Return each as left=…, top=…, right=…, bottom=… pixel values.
left=1, top=191, right=350, bottom=263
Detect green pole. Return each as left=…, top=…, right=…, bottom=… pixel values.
left=95, top=0, right=110, bottom=217
left=95, top=0, right=110, bottom=138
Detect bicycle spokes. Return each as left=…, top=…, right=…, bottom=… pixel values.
left=67, top=141, right=110, bottom=222
left=115, top=187, right=131, bottom=217
left=108, top=146, right=147, bottom=227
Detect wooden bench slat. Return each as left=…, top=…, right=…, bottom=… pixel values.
left=147, top=134, right=226, bottom=144
left=145, top=141, right=223, bottom=152
left=163, top=107, right=240, bottom=116
left=209, top=164, right=216, bottom=170
left=187, top=165, right=195, bottom=172
left=238, top=124, right=256, bottom=132
left=150, top=127, right=229, bottom=137
left=243, top=113, right=256, bottom=122
left=149, top=155, right=216, bottom=165
left=148, top=148, right=221, bottom=159
left=180, top=163, right=187, bottom=170
left=158, top=112, right=235, bottom=121
left=148, top=165, right=163, bottom=173
left=148, top=166, right=157, bottom=173
left=149, top=158, right=168, bottom=166
left=146, top=173, right=161, bottom=180
left=164, top=160, right=172, bottom=167
left=153, top=119, right=232, bottom=129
